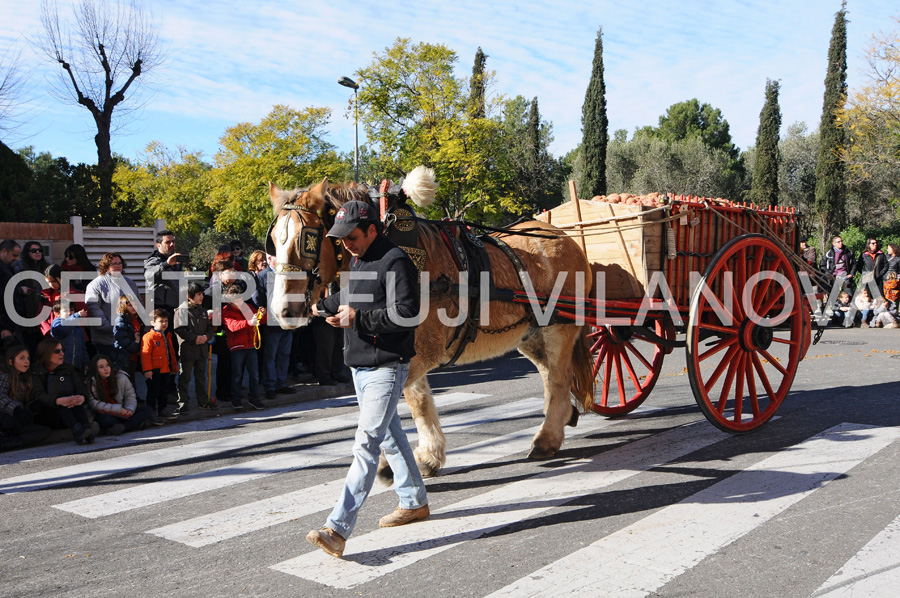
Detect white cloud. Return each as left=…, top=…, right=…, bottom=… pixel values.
left=1, top=0, right=896, bottom=166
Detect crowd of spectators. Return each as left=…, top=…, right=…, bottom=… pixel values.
left=0, top=232, right=344, bottom=450
left=817, top=236, right=900, bottom=329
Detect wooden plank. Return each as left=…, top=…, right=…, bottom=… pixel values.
left=608, top=204, right=642, bottom=297
left=568, top=181, right=588, bottom=255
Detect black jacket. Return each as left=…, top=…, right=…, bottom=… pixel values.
left=144, top=250, right=183, bottom=310
left=821, top=247, right=856, bottom=277
left=31, top=362, right=87, bottom=410
left=318, top=235, right=419, bottom=367
left=856, top=251, right=888, bottom=283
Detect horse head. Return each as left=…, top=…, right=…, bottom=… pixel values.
left=266, top=178, right=369, bottom=328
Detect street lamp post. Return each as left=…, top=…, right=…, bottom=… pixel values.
left=337, top=76, right=359, bottom=183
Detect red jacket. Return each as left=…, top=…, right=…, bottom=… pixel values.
left=222, top=302, right=266, bottom=351
left=141, top=329, right=177, bottom=373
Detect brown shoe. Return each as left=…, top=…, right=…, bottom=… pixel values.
left=379, top=504, right=430, bottom=528
left=306, top=527, right=345, bottom=558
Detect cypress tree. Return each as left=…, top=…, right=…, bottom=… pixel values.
left=581, top=27, right=608, bottom=198
left=469, top=47, right=487, bottom=118
left=750, top=79, right=782, bottom=207
left=527, top=97, right=541, bottom=168
left=814, top=1, right=848, bottom=243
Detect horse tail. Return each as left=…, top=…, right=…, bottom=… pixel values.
left=570, top=325, right=595, bottom=411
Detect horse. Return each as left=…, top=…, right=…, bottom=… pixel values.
left=266, top=167, right=595, bottom=479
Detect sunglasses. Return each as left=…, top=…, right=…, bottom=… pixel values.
left=53, top=348, right=64, bottom=354
left=29, top=248, right=43, bottom=254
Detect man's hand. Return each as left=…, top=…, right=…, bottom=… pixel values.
left=166, top=253, right=181, bottom=266
left=145, top=371, right=153, bottom=379
left=196, top=335, right=207, bottom=345
left=325, top=305, right=355, bottom=329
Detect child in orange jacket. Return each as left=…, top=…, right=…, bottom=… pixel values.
left=221, top=285, right=266, bottom=411
left=141, top=309, right=178, bottom=422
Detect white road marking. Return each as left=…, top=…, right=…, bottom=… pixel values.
left=487, top=423, right=900, bottom=598
left=270, top=419, right=729, bottom=589
left=148, top=406, right=666, bottom=547
left=0, top=392, right=485, bottom=494
left=811, top=513, right=900, bottom=597
left=54, top=396, right=540, bottom=518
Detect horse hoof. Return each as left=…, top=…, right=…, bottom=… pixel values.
left=417, top=460, right=441, bottom=478
left=376, top=464, right=394, bottom=487
left=527, top=445, right=558, bottom=460
left=567, top=406, right=579, bottom=428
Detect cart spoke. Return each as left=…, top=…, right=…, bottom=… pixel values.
left=757, top=283, right=787, bottom=318
left=698, top=336, right=737, bottom=362
left=751, top=352, right=778, bottom=399
left=613, top=351, right=627, bottom=407
left=745, top=357, right=760, bottom=417
left=698, top=322, right=739, bottom=336
left=624, top=341, right=654, bottom=371
left=770, top=335, right=799, bottom=346
left=592, top=344, right=608, bottom=377
left=705, top=343, right=741, bottom=390
left=620, top=349, right=642, bottom=393
left=600, top=352, right=612, bottom=407
left=759, top=348, right=789, bottom=377
left=732, top=353, right=745, bottom=422
left=715, top=350, right=742, bottom=414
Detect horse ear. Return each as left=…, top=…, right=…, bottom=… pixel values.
left=269, top=182, right=284, bottom=213
left=320, top=177, right=329, bottom=197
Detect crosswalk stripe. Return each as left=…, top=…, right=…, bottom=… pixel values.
left=486, top=423, right=900, bottom=598
left=0, top=392, right=485, bottom=494
left=810, top=513, right=900, bottom=597
left=269, top=418, right=729, bottom=589
left=147, top=405, right=666, bottom=547
left=54, top=396, right=544, bottom=518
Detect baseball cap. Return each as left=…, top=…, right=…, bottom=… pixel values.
left=327, top=200, right=379, bottom=238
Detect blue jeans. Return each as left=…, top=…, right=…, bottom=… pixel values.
left=262, top=327, right=292, bottom=391
left=325, top=362, right=427, bottom=539
left=230, top=349, right=259, bottom=400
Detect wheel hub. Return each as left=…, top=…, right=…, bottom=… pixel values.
left=608, top=326, right=633, bottom=343
left=739, top=319, right=773, bottom=351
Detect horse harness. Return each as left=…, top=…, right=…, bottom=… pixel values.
left=265, top=191, right=344, bottom=289
left=381, top=194, right=539, bottom=368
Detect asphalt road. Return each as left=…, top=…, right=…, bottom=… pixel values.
left=1, top=326, right=898, bottom=597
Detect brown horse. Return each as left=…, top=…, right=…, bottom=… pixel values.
left=266, top=168, right=594, bottom=478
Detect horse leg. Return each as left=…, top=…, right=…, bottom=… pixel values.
left=518, top=324, right=579, bottom=459
left=376, top=366, right=445, bottom=485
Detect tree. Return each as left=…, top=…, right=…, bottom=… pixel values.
left=581, top=27, right=608, bottom=198
left=641, top=98, right=740, bottom=160
left=837, top=17, right=900, bottom=221
left=777, top=122, right=820, bottom=219
left=0, top=48, right=29, bottom=136
left=469, top=47, right=487, bottom=119
left=208, top=105, right=347, bottom=237
left=357, top=38, right=524, bottom=221
left=113, top=142, right=212, bottom=235
left=35, top=0, right=163, bottom=211
left=606, top=132, right=742, bottom=199
left=814, top=2, right=849, bottom=245
left=750, top=79, right=782, bottom=206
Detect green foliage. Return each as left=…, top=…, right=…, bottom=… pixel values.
left=210, top=105, right=349, bottom=237
left=606, top=132, right=743, bottom=199
left=179, top=227, right=263, bottom=274
left=750, top=79, right=781, bottom=206
left=113, top=142, right=214, bottom=235
left=581, top=27, right=608, bottom=197
left=776, top=122, right=819, bottom=220
left=814, top=3, right=849, bottom=241
left=641, top=99, right=740, bottom=160
left=469, top=47, right=487, bottom=119
left=356, top=38, right=541, bottom=221
left=0, top=140, right=32, bottom=220
left=7, top=146, right=141, bottom=226
left=838, top=222, right=900, bottom=258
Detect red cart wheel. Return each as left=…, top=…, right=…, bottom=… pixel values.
left=590, top=318, right=674, bottom=416
left=686, top=234, right=803, bottom=433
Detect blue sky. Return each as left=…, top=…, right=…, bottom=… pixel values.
left=1, top=0, right=897, bottom=167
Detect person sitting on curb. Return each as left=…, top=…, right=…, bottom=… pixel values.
left=87, top=354, right=154, bottom=434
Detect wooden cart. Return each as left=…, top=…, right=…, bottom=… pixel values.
left=536, top=185, right=824, bottom=433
